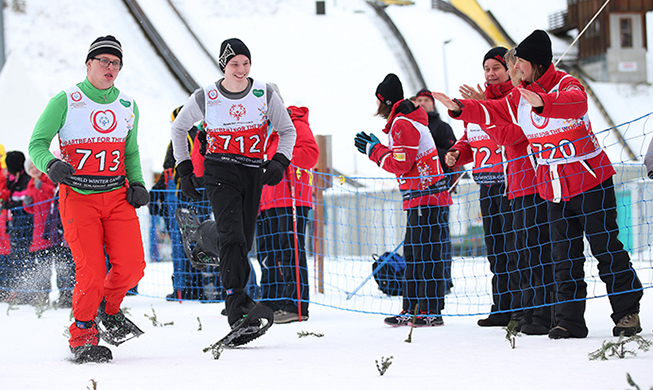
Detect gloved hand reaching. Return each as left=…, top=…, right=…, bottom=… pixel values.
left=176, top=160, right=202, bottom=200
left=126, top=182, right=149, bottom=208
left=261, top=153, right=290, bottom=186
left=46, top=158, right=76, bottom=184
left=354, top=132, right=381, bottom=157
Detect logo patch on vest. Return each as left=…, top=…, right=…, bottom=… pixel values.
left=530, top=111, right=549, bottom=130
left=91, top=110, right=118, bottom=134
left=120, top=99, right=131, bottom=108
left=229, top=104, right=246, bottom=120
left=253, top=89, right=264, bottom=98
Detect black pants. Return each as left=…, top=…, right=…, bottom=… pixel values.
left=204, top=160, right=263, bottom=325
left=548, top=178, right=642, bottom=337
left=479, top=184, right=518, bottom=318
left=403, top=205, right=446, bottom=314
left=257, top=206, right=310, bottom=315
left=512, top=193, right=553, bottom=327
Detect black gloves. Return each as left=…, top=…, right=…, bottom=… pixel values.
left=354, top=132, right=381, bottom=156
left=176, top=160, right=202, bottom=200
left=126, top=182, right=149, bottom=208
left=47, top=158, right=75, bottom=184
left=261, top=153, right=290, bottom=186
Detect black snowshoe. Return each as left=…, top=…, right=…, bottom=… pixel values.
left=175, top=207, right=220, bottom=269
left=95, top=300, right=144, bottom=346
left=208, top=305, right=274, bottom=358
left=71, top=345, right=113, bottom=364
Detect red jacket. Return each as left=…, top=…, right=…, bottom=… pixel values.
left=462, top=79, right=537, bottom=199
left=370, top=100, right=452, bottom=210
left=23, top=174, right=56, bottom=251
left=260, top=106, right=319, bottom=211
left=452, top=65, right=614, bottom=202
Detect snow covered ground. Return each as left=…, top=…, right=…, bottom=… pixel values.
left=1, top=1, right=653, bottom=389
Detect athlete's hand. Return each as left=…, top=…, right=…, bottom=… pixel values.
left=46, top=159, right=75, bottom=184
left=126, top=182, right=149, bottom=208
left=176, top=160, right=202, bottom=200
left=261, top=153, right=290, bottom=186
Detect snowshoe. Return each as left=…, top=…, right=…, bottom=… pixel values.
left=175, top=208, right=220, bottom=269
left=96, top=301, right=144, bottom=346
left=209, top=305, right=274, bottom=356
left=71, top=345, right=113, bottom=364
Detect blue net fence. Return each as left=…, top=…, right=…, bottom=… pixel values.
left=2, top=113, right=653, bottom=318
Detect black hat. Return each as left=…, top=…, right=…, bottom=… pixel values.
left=218, top=38, right=251, bottom=73
left=415, top=88, right=434, bottom=104
left=515, top=30, right=552, bottom=68
left=376, top=73, right=403, bottom=106
left=483, top=47, right=508, bottom=70
left=86, top=35, right=123, bottom=64
left=6, top=150, right=25, bottom=175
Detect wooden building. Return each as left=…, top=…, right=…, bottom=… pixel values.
left=550, top=0, right=653, bottom=82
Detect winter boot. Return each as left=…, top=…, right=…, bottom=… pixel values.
left=613, top=313, right=642, bottom=337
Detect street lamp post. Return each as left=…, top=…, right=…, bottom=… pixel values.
left=442, top=38, right=453, bottom=123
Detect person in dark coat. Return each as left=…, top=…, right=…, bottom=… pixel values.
left=414, top=89, right=457, bottom=293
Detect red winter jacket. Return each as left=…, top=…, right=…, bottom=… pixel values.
left=463, top=79, right=537, bottom=199
left=23, top=174, right=56, bottom=251
left=452, top=64, right=614, bottom=202
left=369, top=100, right=452, bottom=209
left=260, top=106, right=319, bottom=211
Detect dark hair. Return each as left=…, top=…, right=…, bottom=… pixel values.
left=375, top=102, right=392, bottom=120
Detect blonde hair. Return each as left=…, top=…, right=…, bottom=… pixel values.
left=505, top=48, right=521, bottom=87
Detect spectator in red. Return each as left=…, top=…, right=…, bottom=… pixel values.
left=257, top=85, right=319, bottom=324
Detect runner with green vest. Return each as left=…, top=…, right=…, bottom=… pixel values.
left=28, top=35, right=148, bottom=363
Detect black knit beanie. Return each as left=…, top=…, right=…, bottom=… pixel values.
left=416, top=88, right=435, bottom=104
left=483, top=47, right=508, bottom=70
left=515, top=30, right=552, bottom=68
left=218, top=38, right=251, bottom=73
left=86, top=35, right=123, bottom=64
left=376, top=73, right=404, bottom=107
left=6, top=151, right=25, bottom=175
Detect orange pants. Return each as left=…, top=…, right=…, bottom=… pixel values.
left=59, top=185, right=145, bottom=321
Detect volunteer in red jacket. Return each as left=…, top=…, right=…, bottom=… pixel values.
left=434, top=30, right=643, bottom=339
left=445, top=47, right=521, bottom=329
left=355, top=73, right=451, bottom=327
left=259, top=102, right=319, bottom=324
left=29, top=35, right=149, bottom=362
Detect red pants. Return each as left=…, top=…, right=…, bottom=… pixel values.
left=59, top=185, right=145, bottom=322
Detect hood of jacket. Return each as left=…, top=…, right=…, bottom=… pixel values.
left=382, top=99, right=426, bottom=134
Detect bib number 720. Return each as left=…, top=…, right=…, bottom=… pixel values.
left=76, top=148, right=121, bottom=171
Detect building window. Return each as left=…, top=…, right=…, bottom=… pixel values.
left=620, top=18, right=633, bottom=48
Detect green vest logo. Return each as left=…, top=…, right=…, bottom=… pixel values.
left=120, top=99, right=131, bottom=108
left=253, top=89, right=264, bottom=98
